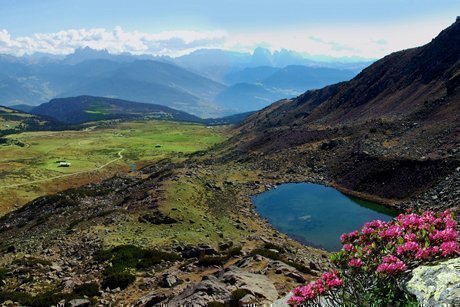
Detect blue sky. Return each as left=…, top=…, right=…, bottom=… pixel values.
left=0, top=0, right=458, bottom=59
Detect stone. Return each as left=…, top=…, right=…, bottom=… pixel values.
left=405, top=257, right=460, bottom=307
left=167, top=275, right=231, bottom=306
left=221, top=266, right=278, bottom=302
left=240, top=293, right=257, bottom=304
left=161, top=273, right=182, bottom=288
left=166, top=265, right=279, bottom=305
left=50, top=263, right=63, bottom=272
left=135, top=293, right=167, bottom=306
left=67, top=299, right=91, bottom=307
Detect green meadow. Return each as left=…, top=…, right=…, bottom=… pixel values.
left=0, top=120, right=228, bottom=214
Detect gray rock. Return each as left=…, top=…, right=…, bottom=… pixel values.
left=221, top=266, right=278, bottom=302
left=67, top=299, right=91, bottom=307
left=166, top=266, right=278, bottom=305
left=161, top=273, right=182, bottom=288
left=405, top=257, right=460, bottom=307
left=167, top=275, right=231, bottom=306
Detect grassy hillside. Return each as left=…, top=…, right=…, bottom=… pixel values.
left=31, top=96, right=203, bottom=124
left=0, top=106, right=64, bottom=136
left=0, top=120, right=228, bottom=214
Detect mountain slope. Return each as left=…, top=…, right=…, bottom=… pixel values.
left=262, top=65, right=356, bottom=92
left=229, top=18, right=460, bottom=204
left=32, top=96, right=203, bottom=124
left=215, top=83, right=287, bottom=113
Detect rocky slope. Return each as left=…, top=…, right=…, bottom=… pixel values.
left=225, top=18, right=460, bottom=209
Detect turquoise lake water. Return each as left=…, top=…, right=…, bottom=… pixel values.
left=252, top=183, right=398, bottom=251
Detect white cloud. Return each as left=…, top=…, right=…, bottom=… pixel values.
left=0, top=27, right=228, bottom=56
left=0, top=18, right=454, bottom=59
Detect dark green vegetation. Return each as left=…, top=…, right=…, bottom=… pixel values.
left=73, top=282, right=100, bottom=297
left=94, top=245, right=181, bottom=289
left=30, top=95, right=254, bottom=125
left=0, top=291, right=80, bottom=307
left=32, top=96, right=204, bottom=124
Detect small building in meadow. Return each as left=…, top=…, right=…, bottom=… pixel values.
left=58, top=161, right=71, bottom=167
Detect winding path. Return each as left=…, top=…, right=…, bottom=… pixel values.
left=0, top=149, right=125, bottom=189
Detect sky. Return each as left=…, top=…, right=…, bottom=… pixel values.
left=0, top=0, right=458, bottom=60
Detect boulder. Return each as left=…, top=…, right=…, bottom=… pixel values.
left=166, top=266, right=279, bottom=305
left=67, top=299, right=91, bottom=307
left=221, top=266, right=278, bottom=302
left=161, top=273, right=182, bottom=288
left=405, top=257, right=460, bottom=307
left=167, top=275, right=231, bottom=306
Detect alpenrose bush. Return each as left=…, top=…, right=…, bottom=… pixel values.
left=289, top=210, right=459, bottom=306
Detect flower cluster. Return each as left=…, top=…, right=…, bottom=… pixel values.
left=288, top=271, right=343, bottom=305
left=289, top=210, right=459, bottom=306
left=376, top=255, right=406, bottom=275
left=337, top=210, right=459, bottom=268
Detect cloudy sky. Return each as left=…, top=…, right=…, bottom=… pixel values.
left=0, top=0, right=458, bottom=59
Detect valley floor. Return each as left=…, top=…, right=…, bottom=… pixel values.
left=0, top=120, right=226, bottom=214
left=0, top=117, right=457, bottom=305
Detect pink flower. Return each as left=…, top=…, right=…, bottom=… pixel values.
left=377, top=255, right=406, bottom=275
left=415, top=248, right=430, bottom=260
left=430, top=228, right=458, bottom=242
left=288, top=295, right=305, bottom=305
left=404, top=233, right=417, bottom=241
left=397, top=241, right=420, bottom=255
left=380, top=225, right=403, bottom=238
left=343, top=244, right=353, bottom=252
left=348, top=258, right=363, bottom=268
left=440, top=241, right=460, bottom=256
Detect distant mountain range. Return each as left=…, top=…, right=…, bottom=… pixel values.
left=0, top=47, right=370, bottom=117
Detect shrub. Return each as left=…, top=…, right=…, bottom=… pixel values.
left=0, top=268, right=8, bottom=281
left=73, top=282, right=100, bottom=297
left=102, top=268, right=136, bottom=290
left=198, top=255, right=228, bottom=266
left=230, top=289, right=250, bottom=306
left=289, top=210, right=459, bottom=306
left=95, top=245, right=181, bottom=289
left=0, top=291, right=78, bottom=307
left=95, top=245, right=181, bottom=270
left=226, top=246, right=242, bottom=257
left=136, top=250, right=181, bottom=269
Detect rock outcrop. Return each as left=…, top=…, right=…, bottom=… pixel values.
left=405, top=257, right=460, bottom=306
